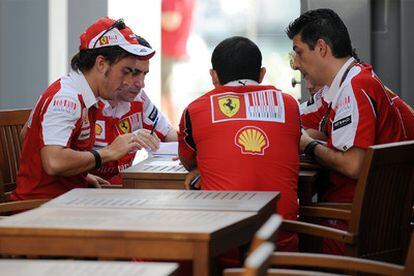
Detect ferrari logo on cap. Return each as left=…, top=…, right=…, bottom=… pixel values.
left=219, top=96, right=240, bottom=117
left=118, top=119, right=131, bottom=134
left=99, top=36, right=109, bottom=46
left=235, top=126, right=269, bottom=155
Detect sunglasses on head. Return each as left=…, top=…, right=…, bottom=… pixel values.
left=93, top=19, right=126, bottom=49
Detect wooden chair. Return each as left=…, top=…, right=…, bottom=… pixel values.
left=224, top=242, right=275, bottom=276
left=282, top=141, right=414, bottom=264
left=0, top=109, right=47, bottom=214
left=0, top=108, right=31, bottom=201
left=249, top=215, right=283, bottom=253
left=268, top=231, right=414, bottom=276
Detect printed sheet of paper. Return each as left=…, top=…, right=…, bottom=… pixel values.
left=0, top=207, right=255, bottom=234
left=44, top=188, right=278, bottom=212
left=150, top=142, right=178, bottom=157
left=0, top=260, right=178, bottom=276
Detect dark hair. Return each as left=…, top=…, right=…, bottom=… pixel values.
left=135, top=35, right=152, bottom=49
left=211, top=36, right=262, bottom=84
left=286, top=8, right=353, bottom=59
left=70, top=46, right=135, bottom=72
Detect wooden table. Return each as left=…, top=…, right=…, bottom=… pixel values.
left=44, top=188, right=279, bottom=228
left=0, top=207, right=257, bottom=276
left=121, top=156, right=321, bottom=204
left=0, top=259, right=178, bottom=276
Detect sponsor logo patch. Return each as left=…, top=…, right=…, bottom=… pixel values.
left=118, top=118, right=131, bottom=134
left=211, top=90, right=285, bottom=123
left=218, top=96, right=240, bottom=117
left=51, top=98, right=77, bottom=115
left=99, top=36, right=109, bottom=45
left=235, top=126, right=269, bottom=155
left=333, top=115, right=352, bottom=131
left=95, top=120, right=105, bottom=140
left=148, top=106, right=158, bottom=122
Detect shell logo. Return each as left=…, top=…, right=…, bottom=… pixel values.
left=235, top=126, right=269, bottom=155
left=95, top=123, right=103, bottom=136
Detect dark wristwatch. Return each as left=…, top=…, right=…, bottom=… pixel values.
left=304, top=140, right=323, bottom=159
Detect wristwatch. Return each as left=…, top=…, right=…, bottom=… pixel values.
left=304, top=140, right=323, bottom=159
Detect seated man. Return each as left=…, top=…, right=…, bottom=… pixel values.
left=287, top=8, right=407, bottom=253
left=92, top=36, right=177, bottom=185
left=178, top=36, right=301, bottom=251
left=12, top=17, right=152, bottom=200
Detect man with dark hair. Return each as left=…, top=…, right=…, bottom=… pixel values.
left=92, top=35, right=177, bottom=185
left=12, top=17, right=156, bottom=200
left=178, top=36, right=301, bottom=251
left=286, top=9, right=406, bottom=254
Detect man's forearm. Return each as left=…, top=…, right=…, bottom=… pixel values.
left=313, top=144, right=365, bottom=179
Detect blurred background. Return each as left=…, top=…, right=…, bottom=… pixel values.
left=0, top=0, right=413, bottom=127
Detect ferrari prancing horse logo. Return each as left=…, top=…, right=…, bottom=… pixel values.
left=118, top=119, right=131, bottom=134
left=219, top=96, right=240, bottom=117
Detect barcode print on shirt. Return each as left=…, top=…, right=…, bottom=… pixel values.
left=245, top=90, right=285, bottom=122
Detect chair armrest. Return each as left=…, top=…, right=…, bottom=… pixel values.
left=0, top=199, right=49, bottom=214
left=269, top=252, right=403, bottom=276
left=300, top=206, right=351, bottom=221
left=281, top=220, right=354, bottom=244
left=309, top=202, right=352, bottom=210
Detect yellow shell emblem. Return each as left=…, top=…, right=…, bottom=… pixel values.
left=219, top=96, right=240, bottom=117
left=235, top=126, right=269, bottom=155
left=95, top=123, right=103, bottom=136
left=118, top=119, right=131, bottom=134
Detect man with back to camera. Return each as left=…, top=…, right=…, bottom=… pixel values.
left=12, top=17, right=156, bottom=200
left=92, top=35, right=178, bottom=185
left=178, top=36, right=301, bottom=252
left=286, top=8, right=407, bottom=254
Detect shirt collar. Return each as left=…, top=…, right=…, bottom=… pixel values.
left=224, top=79, right=259, bottom=87
left=100, top=98, right=131, bottom=119
left=69, top=70, right=98, bottom=108
left=325, top=57, right=355, bottom=102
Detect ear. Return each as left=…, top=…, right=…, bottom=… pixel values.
left=210, top=69, right=220, bottom=87
left=258, top=67, right=266, bottom=83
left=316, top=38, right=328, bottom=57
left=95, top=55, right=109, bottom=74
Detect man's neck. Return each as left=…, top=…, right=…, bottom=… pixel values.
left=324, top=56, right=352, bottom=87
left=83, top=70, right=100, bottom=98
left=107, top=99, right=118, bottom=108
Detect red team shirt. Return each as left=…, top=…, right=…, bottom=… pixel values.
left=92, top=90, right=172, bottom=184
left=12, top=72, right=98, bottom=200
left=179, top=80, right=301, bottom=250
left=300, top=58, right=406, bottom=203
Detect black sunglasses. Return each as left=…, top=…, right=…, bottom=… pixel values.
left=92, top=19, right=126, bottom=48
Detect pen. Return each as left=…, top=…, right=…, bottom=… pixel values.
left=150, top=117, right=159, bottom=135
left=189, top=174, right=201, bottom=190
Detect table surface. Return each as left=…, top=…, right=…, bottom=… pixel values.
left=44, top=188, right=279, bottom=213
left=0, top=259, right=178, bottom=276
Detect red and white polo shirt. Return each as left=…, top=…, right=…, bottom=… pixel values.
left=92, top=90, right=172, bottom=184
left=300, top=58, right=406, bottom=202
left=12, top=71, right=98, bottom=200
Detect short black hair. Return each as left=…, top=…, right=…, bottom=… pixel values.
left=70, top=46, right=136, bottom=72
left=135, top=35, right=152, bottom=49
left=211, top=36, right=262, bottom=84
left=286, top=8, right=353, bottom=59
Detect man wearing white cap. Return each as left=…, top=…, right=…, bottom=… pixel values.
left=12, top=17, right=156, bottom=200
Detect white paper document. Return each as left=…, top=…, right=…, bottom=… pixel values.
left=150, top=142, right=178, bottom=157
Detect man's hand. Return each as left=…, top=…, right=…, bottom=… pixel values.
left=134, top=129, right=161, bottom=151
left=101, top=133, right=142, bottom=161
left=300, top=128, right=314, bottom=153
left=85, top=173, right=110, bottom=188
left=184, top=168, right=201, bottom=190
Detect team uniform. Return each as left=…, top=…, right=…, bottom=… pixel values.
left=300, top=58, right=406, bottom=254
left=12, top=71, right=98, bottom=200
left=179, top=80, right=301, bottom=251
left=92, top=90, right=173, bottom=184
left=300, top=58, right=406, bottom=203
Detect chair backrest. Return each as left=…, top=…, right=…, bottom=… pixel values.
left=249, top=214, right=283, bottom=252
left=0, top=109, right=31, bottom=201
left=224, top=242, right=275, bottom=276
left=349, top=141, right=414, bottom=264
